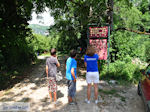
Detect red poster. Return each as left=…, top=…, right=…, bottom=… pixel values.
left=89, top=39, right=107, bottom=60
left=89, top=26, right=108, bottom=38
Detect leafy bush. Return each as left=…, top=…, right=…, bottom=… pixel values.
left=30, top=34, right=50, bottom=53
left=1, top=35, right=36, bottom=70
left=30, top=34, right=59, bottom=55
left=100, top=59, right=141, bottom=83
left=110, top=31, right=149, bottom=62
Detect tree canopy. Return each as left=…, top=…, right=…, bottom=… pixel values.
left=0, top=0, right=150, bottom=71
left=0, top=0, right=35, bottom=70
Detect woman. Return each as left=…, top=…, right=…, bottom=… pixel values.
left=84, top=45, right=99, bottom=104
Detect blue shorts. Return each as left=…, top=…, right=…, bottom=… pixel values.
left=67, top=80, right=76, bottom=98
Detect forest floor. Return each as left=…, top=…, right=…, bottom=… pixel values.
left=0, top=56, right=145, bottom=112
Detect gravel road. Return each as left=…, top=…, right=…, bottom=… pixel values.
left=0, top=56, right=145, bottom=112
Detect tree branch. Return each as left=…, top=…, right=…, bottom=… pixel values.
left=115, top=27, right=150, bottom=35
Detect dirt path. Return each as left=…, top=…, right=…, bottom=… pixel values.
left=0, top=56, right=145, bottom=112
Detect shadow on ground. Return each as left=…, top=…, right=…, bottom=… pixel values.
left=0, top=56, right=145, bottom=112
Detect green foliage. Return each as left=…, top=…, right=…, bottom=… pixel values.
left=0, top=0, right=150, bottom=88
left=111, top=0, right=150, bottom=62
left=110, top=31, right=149, bottom=62
left=100, top=59, right=141, bottom=83
left=29, top=34, right=59, bottom=54
left=32, top=34, right=50, bottom=53
left=44, top=0, right=150, bottom=63
left=30, top=0, right=150, bottom=63
left=0, top=0, right=36, bottom=70
left=48, top=35, right=60, bottom=50
left=114, top=4, right=142, bottom=29
left=47, top=0, right=108, bottom=51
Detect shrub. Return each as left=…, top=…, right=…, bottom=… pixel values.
left=100, top=60, right=141, bottom=83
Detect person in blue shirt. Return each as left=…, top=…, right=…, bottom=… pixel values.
left=84, top=45, right=99, bottom=104
left=66, top=50, right=77, bottom=105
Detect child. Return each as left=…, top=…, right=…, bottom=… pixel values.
left=46, top=48, right=60, bottom=104
left=66, top=50, right=77, bottom=105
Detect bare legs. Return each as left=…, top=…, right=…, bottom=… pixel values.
left=68, top=96, right=73, bottom=103
left=53, top=92, right=57, bottom=102
left=87, top=84, right=91, bottom=100
left=49, top=92, right=57, bottom=102
left=87, top=83, right=98, bottom=101
left=49, top=92, right=52, bottom=102
left=94, top=83, right=98, bottom=100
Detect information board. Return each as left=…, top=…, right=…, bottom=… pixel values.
left=89, top=39, right=107, bottom=60
left=89, top=26, right=108, bottom=38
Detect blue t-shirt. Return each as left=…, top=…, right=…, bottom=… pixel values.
left=84, top=54, right=99, bottom=72
left=66, top=57, right=77, bottom=80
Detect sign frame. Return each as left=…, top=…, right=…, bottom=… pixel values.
left=87, top=24, right=110, bottom=72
